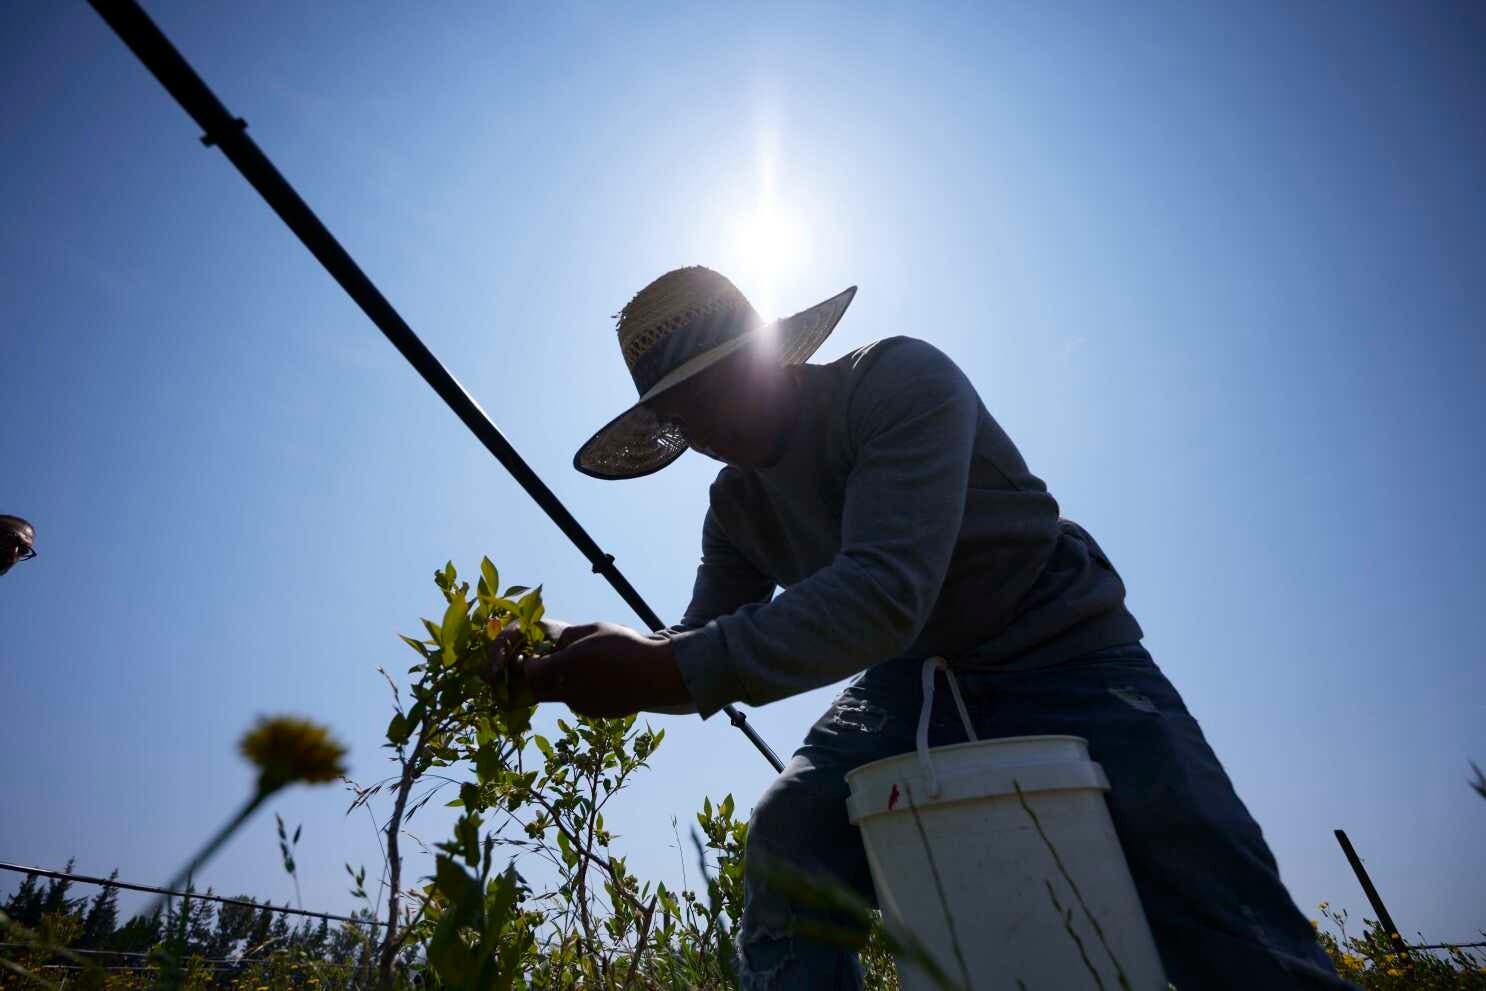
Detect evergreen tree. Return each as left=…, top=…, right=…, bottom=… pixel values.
left=246, top=903, right=274, bottom=955
left=328, top=910, right=375, bottom=972
left=2, top=872, right=45, bottom=927
left=186, top=887, right=217, bottom=955
left=78, top=869, right=120, bottom=948
left=308, top=916, right=330, bottom=956
left=161, top=890, right=179, bottom=935
left=288, top=916, right=312, bottom=951
left=158, top=887, right=193, bottom=990
left=161, top=891, right=183, bottom=951
left=269, top=907, right=290, bottom=945
left=211, top=896, right=258, bottom=959
left=159, top=882, right=212, bottom=961
left=327, top=917, right=363, bottom=963
left=39, top=858, right=80, bottom=917
left=108, top=911, right=163, bottom=953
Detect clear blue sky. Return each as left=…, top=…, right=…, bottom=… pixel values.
left=3, top=0, right=1483, bottom=946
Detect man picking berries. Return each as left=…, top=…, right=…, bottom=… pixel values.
left=513, top=266, right=1350, bottom=990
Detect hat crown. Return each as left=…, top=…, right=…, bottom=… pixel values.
left=616, top=267, right=762, bottom=395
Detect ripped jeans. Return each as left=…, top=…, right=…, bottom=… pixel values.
left=735, top=642, right=1353, bottom=990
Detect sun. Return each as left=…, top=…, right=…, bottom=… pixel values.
left=735, top=203, right=803, bottom=271
left=723, top=123, right=811, bottom=320
left=731, top=202, right=805, bottom=321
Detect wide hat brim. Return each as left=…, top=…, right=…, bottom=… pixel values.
left=574, top=286, right=857, bottom=480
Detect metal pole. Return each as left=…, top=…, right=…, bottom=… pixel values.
left=85, top=0, right=784, bottom=774
left=1333, top=829, right=1411, bottom=963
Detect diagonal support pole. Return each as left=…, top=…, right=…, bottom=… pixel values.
left=86, top=0, right=784, bottom=773
left=1333, top=829, right=1411, bottom=965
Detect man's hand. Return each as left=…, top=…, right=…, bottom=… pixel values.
left=483, top=617, right=578, bottom=681
left=523, top=622, right=691, bottom=718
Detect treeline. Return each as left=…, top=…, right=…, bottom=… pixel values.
left=0, top=860, right=384, bottom=989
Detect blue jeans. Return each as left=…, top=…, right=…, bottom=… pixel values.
left=735, top=643, right=1353, bottom=990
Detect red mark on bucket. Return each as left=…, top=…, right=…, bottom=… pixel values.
left=888, top=784, right=900, bottom=810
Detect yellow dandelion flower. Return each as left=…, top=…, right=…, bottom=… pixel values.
left=240, top=715, right=347, bottom=792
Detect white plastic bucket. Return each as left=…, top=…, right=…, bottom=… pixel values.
left=844, top=657, right=1167, bottom=990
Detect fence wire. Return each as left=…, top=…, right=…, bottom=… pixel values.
left=0, top=861, right=385, bottom=928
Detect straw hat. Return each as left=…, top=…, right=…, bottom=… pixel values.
left=574, top=266, right=856, bottom=479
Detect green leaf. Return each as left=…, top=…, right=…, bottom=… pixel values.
left=386, top=712, right=410, bottom=746
left=399, top=634, right=431, bottom=658
left=503, top=585, right=530, bottom=598
left=427, top=856, right=483, bottom=984
left=516, top=585, right=543, bottom=623
left=481, top=558, right=499, bottom=596
left=533, top=735, right=553, bottom=759
left=475, top=744, right=502, bottom=784
left=483, top=865, right=528, bottom=991
left=440, top=592, right=471, bottom=660
left=502, top=704, right=533, bottom=737
left=457, top=814, right=481, bottom=867
left=720, top=794, right=735, bottom=820
left=482, top=863, right=521, bottom=941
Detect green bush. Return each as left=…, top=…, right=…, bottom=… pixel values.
left=1313, top=903, right=1485, bottom=990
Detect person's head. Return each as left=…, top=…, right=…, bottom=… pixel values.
left=572, top=267, right=856, bottom=480
left=643, top=327, right=798, bottom=469
left=0, top=515, right=36, bottom=577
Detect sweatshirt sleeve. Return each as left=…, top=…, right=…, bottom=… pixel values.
left=670, top=339, right=980, bottom=718
left=644, top=506, right=775, bottom=715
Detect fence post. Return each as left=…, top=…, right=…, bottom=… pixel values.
left=1333, top=828, right=1411, bottom=965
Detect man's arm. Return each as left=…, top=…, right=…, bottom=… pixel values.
left=643, top=506, right=775, bottom=713
left=669, top=339, right=980, bottom=718
left=516, top=505, right=775, bottom=717
left=659, top=506, right=776, bottom=635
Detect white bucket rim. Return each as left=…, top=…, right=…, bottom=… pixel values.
left=844, top=735, right=1110, bottom=825
left=845, top=733, right=1092, bottom=787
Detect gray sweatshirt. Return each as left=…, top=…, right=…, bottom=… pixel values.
left=662, top=336, right=1144, bottom=720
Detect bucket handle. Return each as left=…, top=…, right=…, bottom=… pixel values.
left=918, top=656, right=977, bottom=798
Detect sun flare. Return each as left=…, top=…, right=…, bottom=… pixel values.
left=724, top=126, right=810, bottom=321
left=731, top=202, right=805, bottom=321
